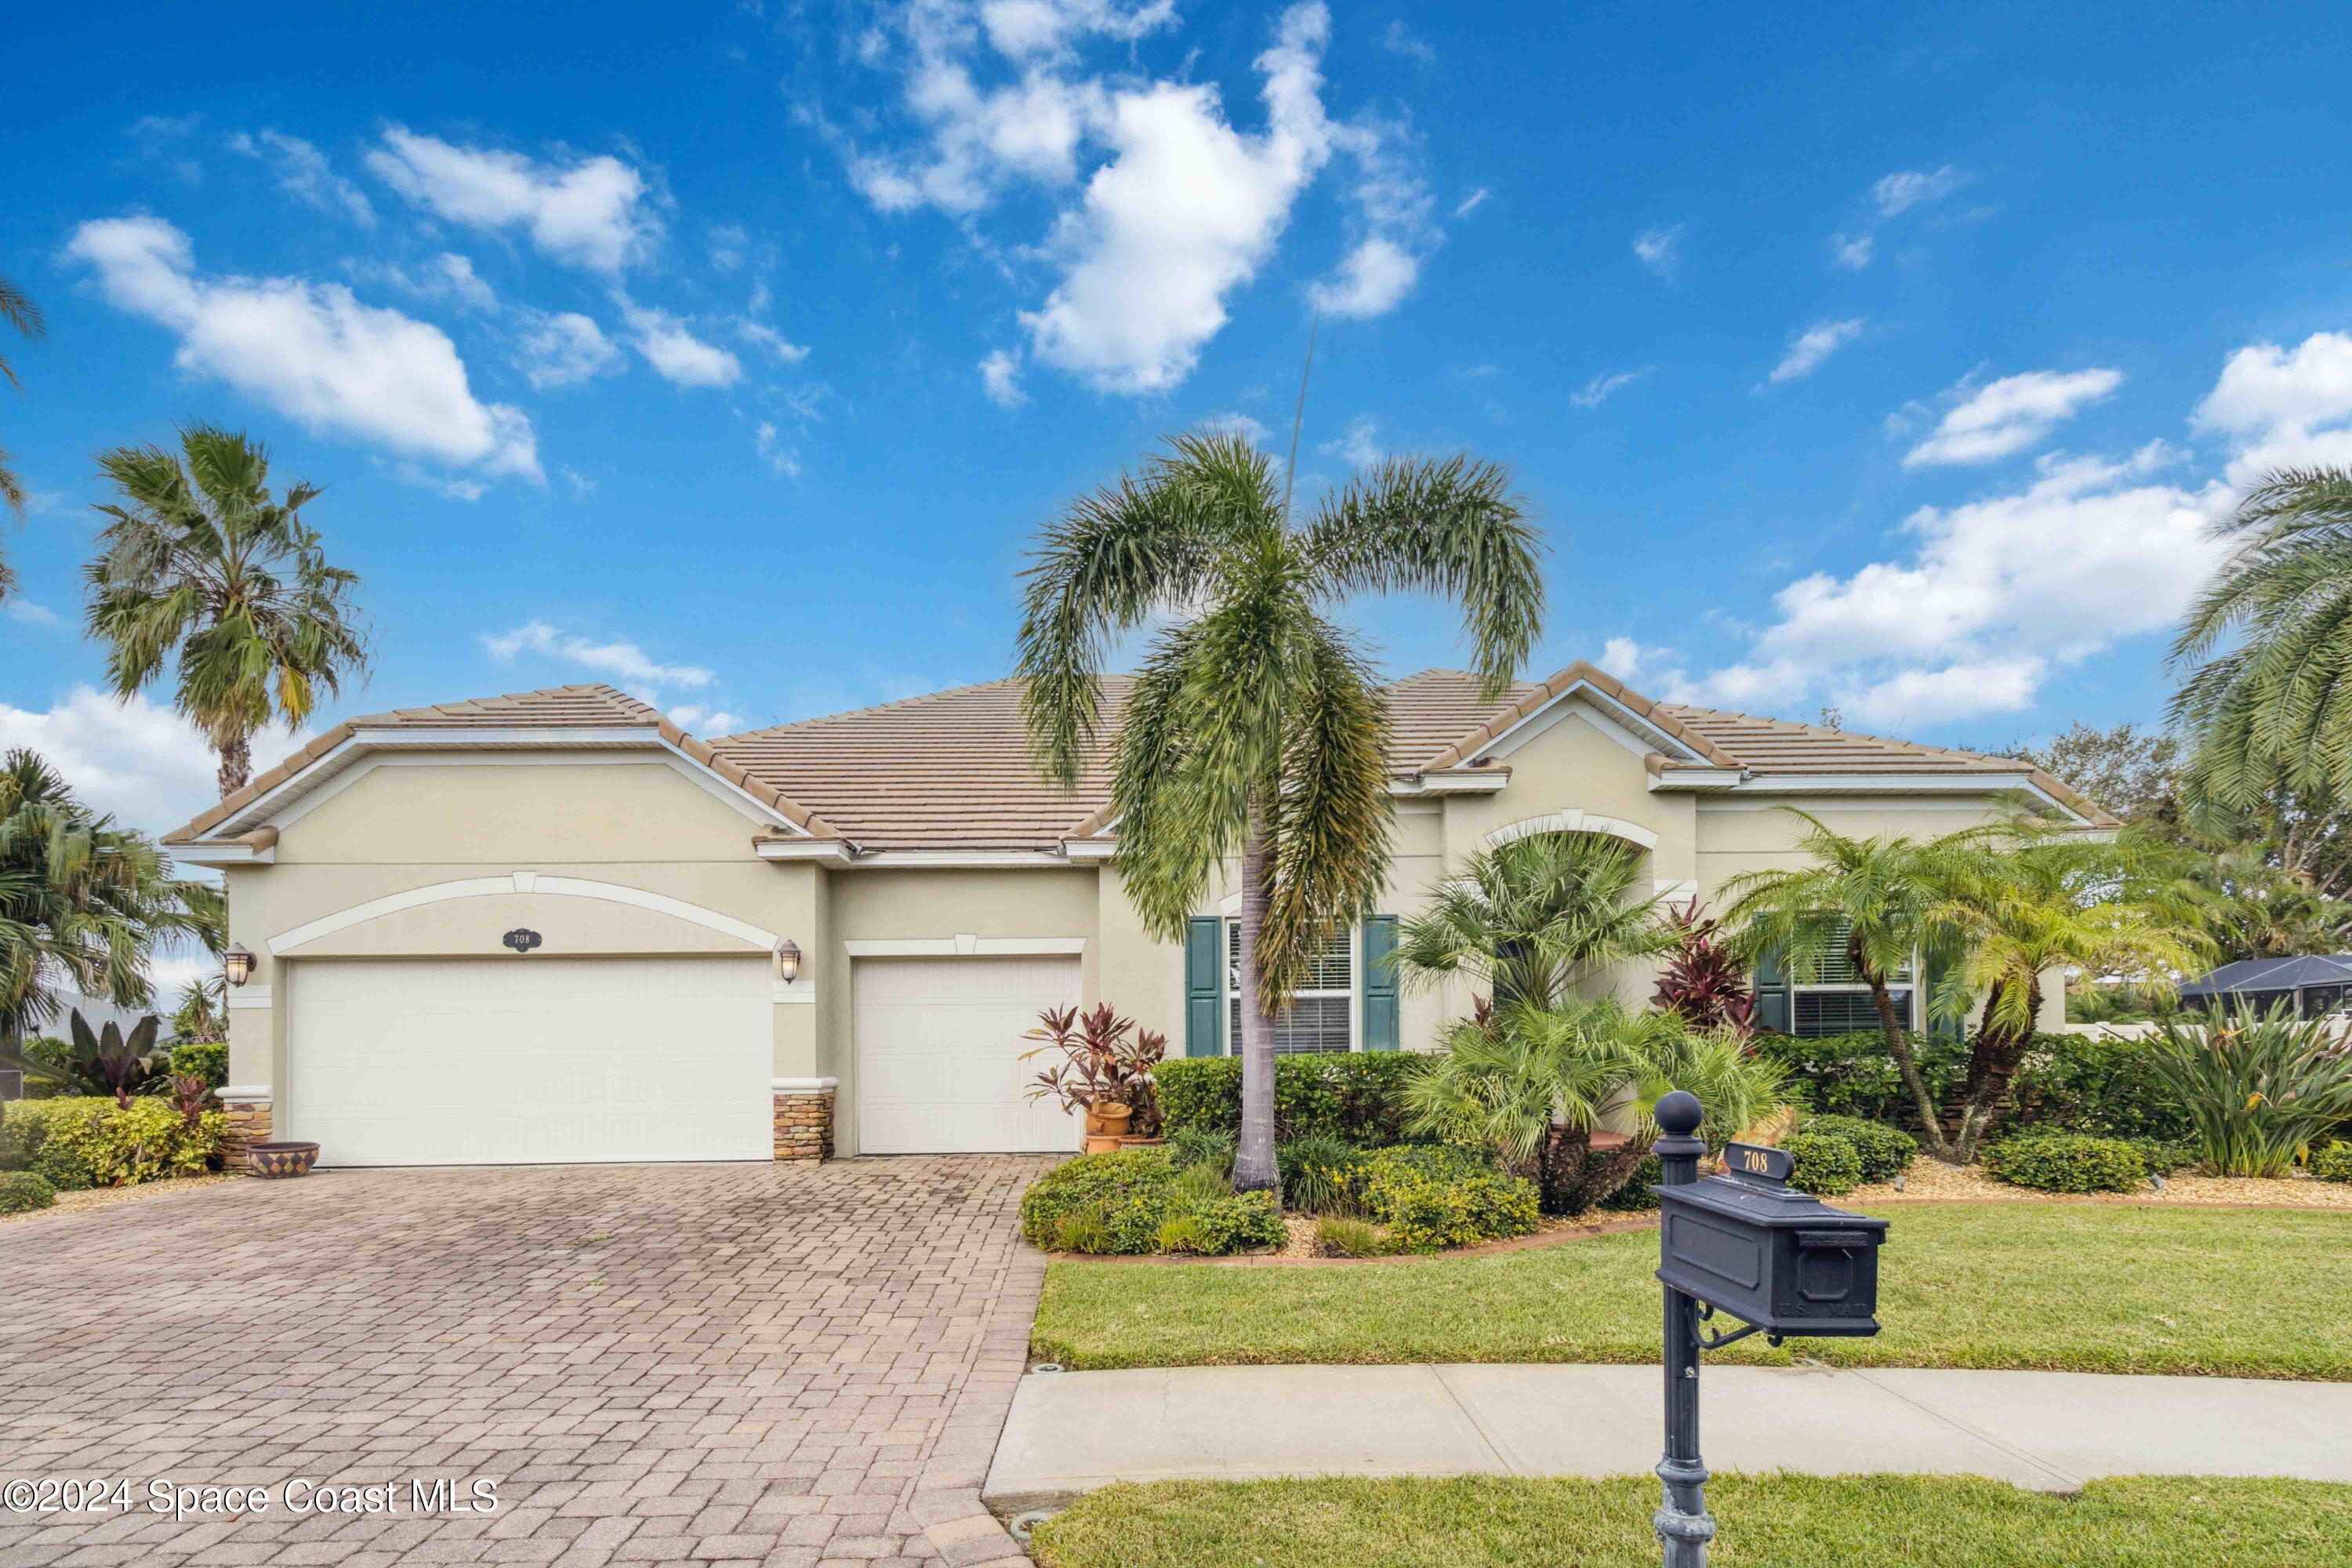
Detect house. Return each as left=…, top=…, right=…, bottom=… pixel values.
left=2178, top=954, right=2352, bottom=1018
left=162, top=660, right=2107, bottom=1169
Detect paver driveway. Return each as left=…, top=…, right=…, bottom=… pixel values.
left=0, top=1157, right=1054, bottom=1568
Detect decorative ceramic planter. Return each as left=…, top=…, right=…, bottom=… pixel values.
left=1081, top=1133, right=1125, bottom=1155
left=1083, top=1104, right=1134, bottom=1139
left=248, top=1141, right=321, bottom=1179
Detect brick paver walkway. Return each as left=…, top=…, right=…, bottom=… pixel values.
left=0, top=1157, right=1053, bottom=1567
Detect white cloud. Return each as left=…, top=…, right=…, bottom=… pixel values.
left=2192, top=331, right=2352, bottom=485
left=1572, top=367, right=1651, bottom=409
left=227, top=129, right=376, bottom=226
left=0, top=687, right=314, bottom=839
left=1842, top=657, right=2047, bottom=728
left=1904, top=367, right=2124, bottom=466
left=1768, top=318, right=1865, bottom=385
left=667, top=703, right=746, bottom=735
left=1378, top=19, right=1435, bottom=61
left=1021, top=5, right=1340, bottom=393
left=1453, top=186, right=1490, bottom=220
left=67, top=216, right=539, bottom=482
left=5, top=601, right=62, bottom=627
left=560, top=466, right=596, bottom=495
left=482, top=621, right=714, bottom=688
left=1597, top=637, right=1668, bottom=682
left=1308, top=235, right=1417, bottom=319
left=1633, top=223, right=1682, bottom=276
left=707, top=222, right=750, bottom=270
left=344, top=252, right=497, bottom=312
left=1319, top=413, right=1381, bottom=466
left=619, top=301, right=742, bottom=388
left=1832, top=232, right=1874, bottom=269
left=432, top=253, right=496, bottom=311
left=1873, top=165, right=1966, bottom=217
left=1202, top=411, right=1269, bottom=445
left=735, top=318, right=810, bottom=365
left=367, top=126, right=659, bottom=273
left=978, top=0, right=1178, bottom=59
left=515, top=310, right=623, bottom=390
left=979, top=347, right=1027, bottom=407
left=754, top=420, right=801, bottom=478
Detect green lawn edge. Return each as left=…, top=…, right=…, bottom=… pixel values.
left=1029, top=1475, right=2352, bottom=1568
left=1031, top=1203, right=2352, bottom=1381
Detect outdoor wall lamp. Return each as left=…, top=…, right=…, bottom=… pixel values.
left=775, top=939, right=804, bottom=984
left=223, top=945, right=256, bottom=987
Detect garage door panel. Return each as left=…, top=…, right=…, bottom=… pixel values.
left=289, top=956, right=771, bottom=1167
left=855, top=956, right=1083, bottom=1155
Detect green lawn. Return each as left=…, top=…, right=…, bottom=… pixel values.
left=1031, top=1203, right=2352, bottom=1379
left=1029, top=1475, right=2352, bottom=1567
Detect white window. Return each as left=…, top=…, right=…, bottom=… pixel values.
left=1226, top=919, right=1356, bottom=1054
left=1789, top=923, right=1921, bottom=1038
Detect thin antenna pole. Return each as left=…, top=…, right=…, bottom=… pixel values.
left=1279, top=309, right=1319, bottom=526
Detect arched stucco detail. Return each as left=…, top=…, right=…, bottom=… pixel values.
left=1483, top=810, right=1660, bottom=852
left=267, top=872, right=779, bottom=955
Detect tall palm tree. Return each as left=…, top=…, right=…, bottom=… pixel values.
left=2172, top=467, right=2352, bottom=811
left=0, top=749, right=222, bottom=1052
left=85, top=426, right=370, bottom=797
left=1931, top=837, right=2209, bottom=1160
left=1018, top=431, right=1542, bottom=1192
left=0, top=276, right=47, bottom=597
left=1719, top=811, right=2014, bottom=1162
left=1392, top=830, right=1674, bottom=1008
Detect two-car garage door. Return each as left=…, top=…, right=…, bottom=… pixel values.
left=286, top=956, right=773, bottom=1167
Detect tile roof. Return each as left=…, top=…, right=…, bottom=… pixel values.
left=166, top=666, right=2115, bottom=852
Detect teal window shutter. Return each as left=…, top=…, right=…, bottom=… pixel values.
left=1185, top=916, right=1224, bottom=1058
left=1753, top=946, right=1791, bottom=1035
left=1361, top=916, right=1400, bottom=1051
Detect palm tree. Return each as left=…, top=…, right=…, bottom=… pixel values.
left=1719, top=811, right=2014, bottom=1162
left=1932, top=837, right=2209, bottom=1159
left=0, top=749, right=222, bottom=1053
left=1391, top=831, right=1675, bottom=1010
left=85, top=426, right=370, bottom=797
left=1018, top=431, right=1543, bottom=1192
left=1403, top=997, right=1784, bottom=1211
left=2172, top=468, right=2352, bottom=811
left=1, top=276, right=47, bottom=597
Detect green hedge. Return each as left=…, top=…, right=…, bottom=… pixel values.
left=1983, top=1133, right=2147, bottom=1194
left=0, top=1097, right=223, bottom=1190
left=1342, top=1145, right=1540, bottom=1252
left=170, top=1040, right=229, bottom=1090
left=0, top=1171, right=56, bottom=1213
left=1784, top=1131, right=1864, bottom=1195
left=2310, top=1142, right=2352, bottom=1183
left=2009, top=1032, right=2192, bottom=1142
left=1802, top=1116, right=1917, bottom=1184
left=1750, top=1032, right=1969, bottom=1126
left=1154, top=1054, right=1431, bottom=1144
left=1019, top=1149, right=1284, bottom=1256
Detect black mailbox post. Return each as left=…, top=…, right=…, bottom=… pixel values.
left=1650, top=1091, right=1889, bottom=1567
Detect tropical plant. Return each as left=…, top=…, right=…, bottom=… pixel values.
left=1393, top=830, right=1673, bottom=1009
left=1015, top=430, right=1542, bottom=1191
left=169, top=974, right=227, bottom=1043
left=2145, top=1007, right=2352, bottom=1177
left=1932, top=835, right=2209, bottom=1160
left=1018, top=1003, right=1167, bottom=1131
left=1720, top=811, right=2025, bottom=1163
left=0, top=276, right=45, bottom=592
left=0, top=750, right=223, bottom=1049
left=1402, top=997, right=1784, bottom=1211
left=21, top=1011, right=175, bottom=1107
left=165, top=1071, right=217, bottom=1131
left=86, top=425, right=370, bottom=797
left=1275, top=1132, right=1357, bottom=1214
left=1650, top=899, right=1758, bottom=1038
left=2172, top=468, right=2352, bottom=815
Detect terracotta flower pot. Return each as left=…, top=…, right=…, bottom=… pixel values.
left=1084, top=1103, right=1134, bottom=1138
left=248, top=1141, right=320, bottom=1180
left=1082, top=1133, right=1125, bottom=1155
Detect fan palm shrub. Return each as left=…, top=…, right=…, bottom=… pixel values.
left=1017, top=430, right=1542, bottom=1191
left=2147, top=1007, right=2352, bottom=1177
left=85, top=426, right=370, bottom=797
left=1392, top=830, right=1673, bottom=1009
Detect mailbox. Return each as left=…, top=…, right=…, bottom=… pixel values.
left=1655, top=1141, right=1887, bottom=1338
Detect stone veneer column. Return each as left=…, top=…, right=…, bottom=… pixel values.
left=772, top=1077, right=837, bottom=1162
left=216, top=1090, right=272, bottom=1173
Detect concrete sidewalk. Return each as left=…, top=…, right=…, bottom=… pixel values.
left=983, top=1363, right=2352, bottom=1508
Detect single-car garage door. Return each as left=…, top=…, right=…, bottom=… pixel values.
left=855, top=956, right=1083, bottom=1154
left=287, top=955, right=772, bottom=1167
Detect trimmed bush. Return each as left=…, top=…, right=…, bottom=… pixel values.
left=1276, top=1134, right=1356, bottom=1214
left=1018, top=1148, right=1283, bottom=1256
left=0, top=1171, right=56, bottom=1213
left=1751, top=1031, right=1969, bottom=1127
left=1983, top=1133, right=2147, bottom=1194
left=0, top=1098, right=225, bottom=1190
left=1166, top=1126, right=1235, bottom=1175
left=1802, top=1116, right=1918, bottom=1184
left=169, top=1040, right=228, bottom=1091
left=2310, top=1142, right=2352, bottom=1183
left=1342, top=1145, right=1539, bottom=1252
left=1153, top=1054, right=1430, bottom=1145
left=2127, top=1139, right=2198, bottom=1178
left=1783, top=1131, right=1864, bottom=1196
left=2009, top=1032, right=2192, bottom=1142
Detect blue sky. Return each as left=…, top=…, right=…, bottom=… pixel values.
left=9, top=0, right=2352, bottom=844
